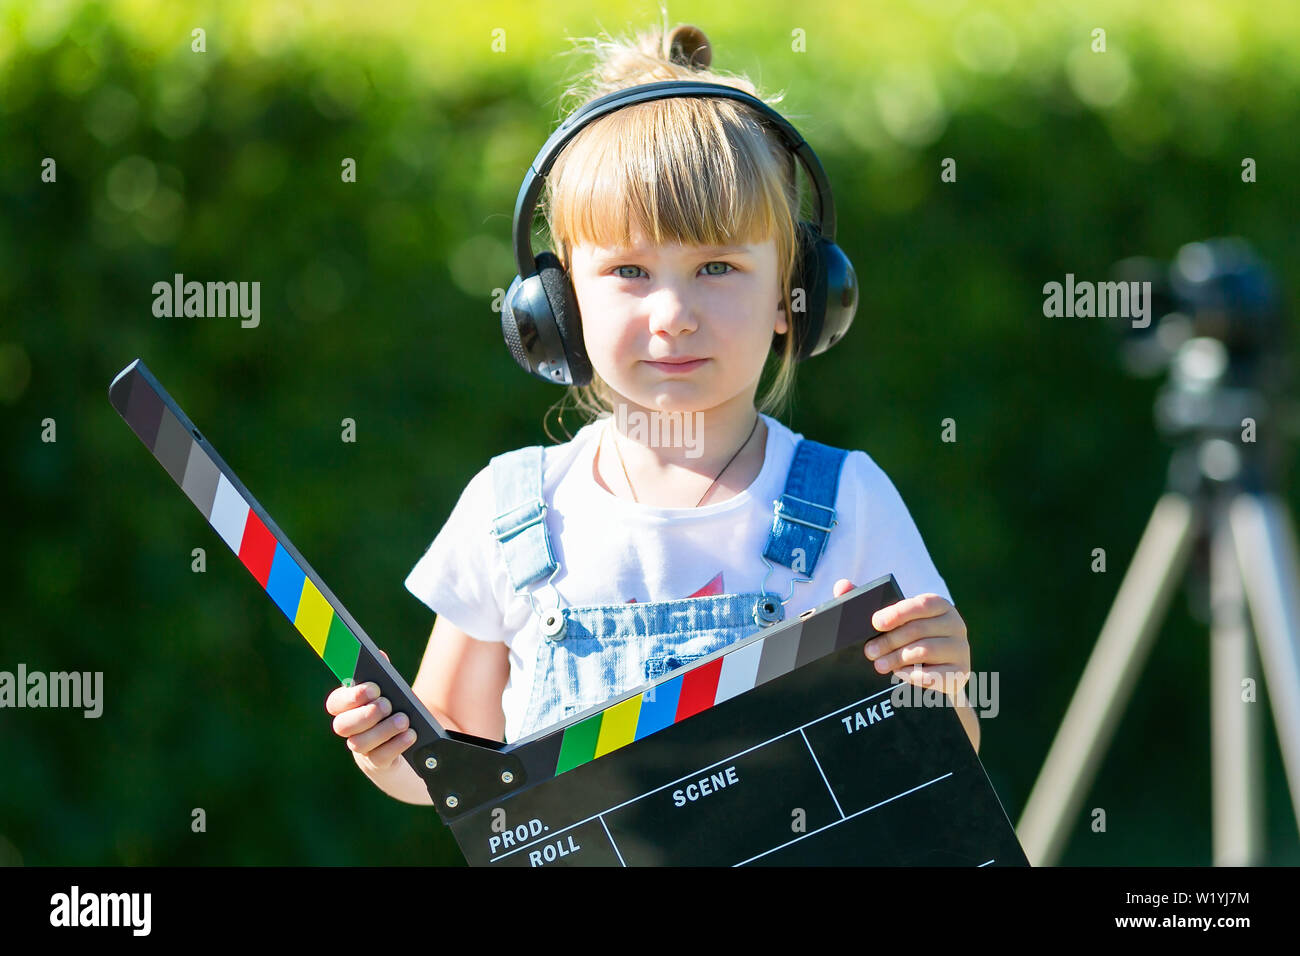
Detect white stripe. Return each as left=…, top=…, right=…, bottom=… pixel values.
left=209, top=473, right=249, bottom=554
left=714, top=637, right=765, bottom=704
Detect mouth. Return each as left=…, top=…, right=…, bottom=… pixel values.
left=644, top=357, right=709, bottom=373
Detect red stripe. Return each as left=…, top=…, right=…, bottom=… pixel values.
left=675, top=657, right=723, bottom=722
left=238, top=510, right=277, bottom=587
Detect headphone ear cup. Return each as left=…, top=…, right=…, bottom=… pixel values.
left=535, top=251, right=593, bottom=387
left=815, top=237, right=858, bottom=355
left=500, top=274, right=532, bottom=374
left=777, top=222, right=829, bottom=362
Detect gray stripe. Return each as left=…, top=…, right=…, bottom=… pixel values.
left=154, top=408, right=193, bottom=485
left=181, top=441, right=221, bottom=516
left=835, top=590, right=878, bottom=651
left=755, top=624, right=800, bottom=686
left=123, top=372, right=164, bottom=448
left=794, top=601, right=842, bottom=668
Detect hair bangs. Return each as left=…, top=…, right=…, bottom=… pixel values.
left=545, top=98, right=796, bottom=270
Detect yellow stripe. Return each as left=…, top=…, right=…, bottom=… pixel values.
left=593, top=694, right=642, bottom=758
left=293, top=578, right=333, bottom=658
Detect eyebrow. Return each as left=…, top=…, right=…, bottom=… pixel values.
left=593, top=244, right=752, bottom=260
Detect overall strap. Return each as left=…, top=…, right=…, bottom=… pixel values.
left=488, top=445, right=559, bottom=592
left=762, top=439, right=849, bottom=579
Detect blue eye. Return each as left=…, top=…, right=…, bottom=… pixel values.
left=610, top=262, right=735, bottom=279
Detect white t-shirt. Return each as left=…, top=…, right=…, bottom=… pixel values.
left=405, top=413, right=952, bottom=743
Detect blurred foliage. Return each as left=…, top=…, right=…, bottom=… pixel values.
left=1, top=0, right=1299, bottom=866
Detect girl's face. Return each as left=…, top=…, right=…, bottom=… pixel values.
left=567, top=229, right=789, bottom=414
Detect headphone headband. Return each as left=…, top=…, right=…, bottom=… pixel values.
left=511, top=80, right=838, bottom=277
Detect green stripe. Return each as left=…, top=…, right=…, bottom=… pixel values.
left=322, top=614, right=360, bottom=683
left=555, top=712, right=603, bottom=774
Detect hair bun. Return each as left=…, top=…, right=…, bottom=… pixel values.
left=664, top=24, right=712, bottom=70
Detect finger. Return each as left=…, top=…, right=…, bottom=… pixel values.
left=865, top=610, right=964, bottom=660
left=380, top=650, right=390, bottom=661
left=333, top=695, right=393, bottom=738
left=833, top=579, right=854, bottom=598
left=360, top=726, right=418, bottom=771
left=892, top=664, right=972, bottom=696
left=325, top=681, right=380, bottom=716
left=346, top=710, right=411, bottom=755
left=872, top=636, right=968, bottom=674
left=892, top=664, right=938, bottom=687
left=871, top=593, right=952, bottom=632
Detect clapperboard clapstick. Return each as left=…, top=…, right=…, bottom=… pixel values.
left=110, top=358, right=1029, bottom=866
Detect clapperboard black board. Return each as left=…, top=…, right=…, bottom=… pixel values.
left=110, top=358, right=1029, bottom=867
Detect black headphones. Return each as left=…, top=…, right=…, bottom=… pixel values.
left=501, top=80, right=858, bottom=387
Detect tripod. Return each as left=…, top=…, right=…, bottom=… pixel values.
left=1017, top=336, right=1300, bottom=867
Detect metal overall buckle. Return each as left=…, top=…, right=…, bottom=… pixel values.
left=751, top=493, right=838, bottom=626
left=753, top=557, right=812, bottom=627
left=527, top=565, right=568, bottom=640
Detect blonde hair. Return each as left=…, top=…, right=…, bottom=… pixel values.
left=537, top=18, right=804, bottom=443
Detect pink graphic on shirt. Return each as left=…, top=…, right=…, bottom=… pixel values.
left=625, top=571, right=724, bottom=604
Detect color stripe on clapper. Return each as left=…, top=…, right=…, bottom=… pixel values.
left=109, top=362, right=361, bottom=683
left=553, top=598, right=848, bottom=775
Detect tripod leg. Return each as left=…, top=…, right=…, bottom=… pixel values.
left=1017, top=493, right=1198, bottom=866
left=1210, top=501, right=1265, bottom=865
left=1230, top=493, right=1300, bottom=841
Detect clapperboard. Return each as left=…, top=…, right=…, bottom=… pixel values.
left=110, top=358, right=1029, bottom=866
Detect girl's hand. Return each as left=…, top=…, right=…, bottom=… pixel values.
left=832, top=579, right=971, bottom=701
left=325, top=649, right=417, bottom=772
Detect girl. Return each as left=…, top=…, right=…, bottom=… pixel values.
left=328, top=21, right=975, bottom=805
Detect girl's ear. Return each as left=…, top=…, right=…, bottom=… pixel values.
left=775, top=298, right=790, bottom=335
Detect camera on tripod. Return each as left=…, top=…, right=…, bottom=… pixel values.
left=1111, top=237, right=1294, bottom=490
left=1019, top=236, right=1300, bottom=867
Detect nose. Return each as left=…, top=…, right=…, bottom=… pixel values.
left=646, top=284, right=697, bottom=337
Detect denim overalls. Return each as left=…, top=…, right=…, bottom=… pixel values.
left=488, top=431, right=849, bottom=740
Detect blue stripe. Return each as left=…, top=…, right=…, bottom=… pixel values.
left=635, top=675, right=683, bottom=738
left=266, top=543, right=306, bottom=620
